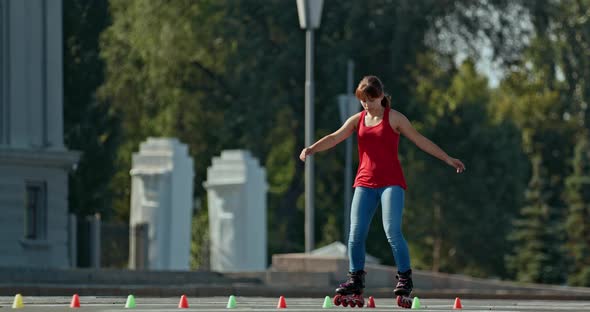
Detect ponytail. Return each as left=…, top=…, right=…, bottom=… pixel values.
left=381, top=94, right=391, bottom=108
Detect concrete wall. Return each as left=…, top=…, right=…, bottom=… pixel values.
left=0, top=157, right=74, bottom=267
left=269, top=253, right=590, bottom=296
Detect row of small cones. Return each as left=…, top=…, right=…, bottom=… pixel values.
left=177, top=294, right=265, bottom=309
left=405, top=296, right=464, bottom=310
left=11, top=294, right=269, bottom=309
left=12, top=294, right=139, bottom=309
left=11, top=293, right=464, bottom=309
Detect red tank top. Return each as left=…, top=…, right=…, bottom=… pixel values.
left=353, top=106, right=407, bottom=189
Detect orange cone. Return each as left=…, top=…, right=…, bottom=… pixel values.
left=367, top=296, right=376, bottom=308
left=178, top=295, right=189, bottom=309
left=277, top=296, right=287, bottom=309
left=453, top=297, right=462, bottom=309
left=70, top=294, right=81, bottom=308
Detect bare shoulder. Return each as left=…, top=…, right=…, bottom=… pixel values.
left=389, top=109, right=409, bottom=132
left=348, top=112, right=362, bottom=130
left=351, top=112, right=362, bottom=121
left=390, top=109, right=407, bottom=120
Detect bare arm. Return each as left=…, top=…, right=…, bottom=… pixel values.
left=299, top=113, right=360, bottom=162
left=393, top=111, right=466, bottom=173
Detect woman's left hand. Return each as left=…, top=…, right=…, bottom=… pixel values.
left=446, top=157, right=466, bottom=173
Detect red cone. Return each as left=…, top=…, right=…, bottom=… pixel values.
left=367, top=296, right=376, bottom=308
left=277, top=295, right=287, bottom=309
left=178, top=295, right=189, bottom=308
left=453, top=297, right=463, bottom=309
left=70, top=294, right=80, bottom=308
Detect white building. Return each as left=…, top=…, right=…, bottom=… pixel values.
left=0, top=0, right=79, bottom=267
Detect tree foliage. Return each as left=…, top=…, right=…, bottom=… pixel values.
left=59, top=0, right=590, bottom=285
left=564, top=134, right=590, bottom=286
left=497, top=0, right=590, bottom=285
left=507, top=156, right=567, bottom=284
left=402, top=58, right=527, bottom=277
left=63, top=0, right=119, bottom=219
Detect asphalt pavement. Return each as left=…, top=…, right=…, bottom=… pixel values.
left=1, top=296, right=589, bottom=311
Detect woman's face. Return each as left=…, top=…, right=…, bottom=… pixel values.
left=360, top=95, right=384, bottom=111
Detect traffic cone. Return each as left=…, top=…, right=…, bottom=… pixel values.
left=322, top=295, right=332, bottom=308
left=367, top=296, right=376, bottom=308
left=277, top=295, right=287, bottom=309
left=178, top=295, right=189, bottom=309
left=411, top=296, right=421, bottom=309
left=453, top=297, right=462, bottom=309
left=70, top=294, right=81, bottom=308
left=226, top=295, right=237, bottom=309
left=12, top=294, right=24, bottom=309
left=125, top=294, right=136, bottom=308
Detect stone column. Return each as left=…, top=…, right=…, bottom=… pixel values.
left=204, top=150, right=268, bottom=272
left=129, top=138, right=194, bottom=270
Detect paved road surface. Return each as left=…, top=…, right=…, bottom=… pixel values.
left=1, top=296, right=589, bottom=311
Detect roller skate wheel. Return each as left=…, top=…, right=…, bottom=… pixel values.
left=333, top=294, right=342, bottom=306
left=396, top=295, right=412, bottom=309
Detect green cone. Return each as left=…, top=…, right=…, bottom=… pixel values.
left=322, top=296, right=332, bottom=308
left=227, top=295, right=237, bottom=309
left=411, top=296, right=421, bottom=309
left=125, top=295, right=136, bottom=308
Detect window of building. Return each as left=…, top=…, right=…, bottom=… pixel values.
left=25, top=181, right=47, bottom=240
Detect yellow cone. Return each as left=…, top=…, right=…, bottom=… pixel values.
left=12, top=294, right=24, bottom=309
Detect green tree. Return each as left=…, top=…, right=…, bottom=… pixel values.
left=314, top=1, right=532, bottom=270
left=507, top=156, right=567, bottom=283
left=400, top=58, right=527, bottom=277
left=99, top=0, right=307, bottom=258
left=98, top=0, right=535, bottom=271
left=495, top=68, right=572, bottom=284
left=496, top=0, right=590, bottom=284
left=63, top=0, right=119, bottom=219
left=563, top=134, right=590, bottom=286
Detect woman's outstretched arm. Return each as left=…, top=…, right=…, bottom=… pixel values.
left=395, top=111, right=466, bottom=173
left=299, top=113, right=360, bottom=162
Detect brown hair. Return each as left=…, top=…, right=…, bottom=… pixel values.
left=355, top=75, right=391, bottom=108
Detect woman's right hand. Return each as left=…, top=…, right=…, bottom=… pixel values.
left=299, top=147, right=313, bottom=162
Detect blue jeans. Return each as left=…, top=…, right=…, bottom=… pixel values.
left=348, top=186, right=411, bottom=273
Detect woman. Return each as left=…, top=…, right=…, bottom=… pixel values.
left=299, top=75, right=465, bottom=308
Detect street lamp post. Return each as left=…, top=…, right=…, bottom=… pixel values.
left=337, top=60, right=356, bottom=248
left=296, top=0, right=324, bottom=253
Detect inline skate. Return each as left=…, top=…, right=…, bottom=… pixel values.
left=333, top=270, right=366, bottom=308
left=394, top=269, right=413, bottom=308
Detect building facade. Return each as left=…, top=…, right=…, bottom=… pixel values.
left=0, top=0, right=79, bottom=267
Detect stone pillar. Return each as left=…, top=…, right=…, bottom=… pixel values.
left=0, top=0, right=79, bottom=268
left=204, top=150, right=268, bottom=272
left=129, top=138, right=194, bottom=270
left=1, top=0, right=64, bottom=149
